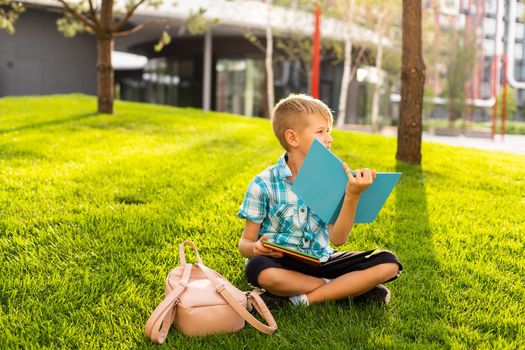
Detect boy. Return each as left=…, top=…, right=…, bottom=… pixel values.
left=237, top=94, right=402, bottom=307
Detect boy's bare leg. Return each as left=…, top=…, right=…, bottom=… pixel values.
left=258, top=263, right=399, bottom=300
left=257, top=268, right=326, bottom=296
left=306, top=263, right=399, bottom=304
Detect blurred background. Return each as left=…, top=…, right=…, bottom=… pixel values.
left=1, top=0, right=524, bottom=137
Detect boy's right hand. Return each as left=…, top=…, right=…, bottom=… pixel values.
left=253, top=235, right=284, bottom=258
left=343, top=164, right=376, bottom=196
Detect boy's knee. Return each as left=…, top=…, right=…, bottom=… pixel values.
left=257, top=268, right=281, bottom=290
left=378, top=263, right=400, bottom=281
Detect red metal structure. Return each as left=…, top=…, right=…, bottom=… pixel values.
left=491, top=54, right=499, bottom=140
left=311, top=1, right=321, bottom=98
left=502, top=53, right=507, bottom=140
left=491, top=0, right=501, bottom=140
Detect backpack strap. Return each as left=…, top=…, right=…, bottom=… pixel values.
left=178, top=241, right=203, bottom=265
left=196, top=263, right=277, bottom=335
left=144, top=263, right=192, bottom=344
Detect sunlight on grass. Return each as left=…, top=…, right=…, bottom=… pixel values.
left=0, top=95, right=524, bottom=349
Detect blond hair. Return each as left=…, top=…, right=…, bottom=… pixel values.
left=271, top=94, right=334, bottom=150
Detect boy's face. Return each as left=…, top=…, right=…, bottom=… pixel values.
left=293, top=114, right=333, bottom=155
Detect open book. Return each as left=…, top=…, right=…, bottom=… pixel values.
left=262, top=241, right=321, bottom=266
left=291, top=139, right=401, bottom=224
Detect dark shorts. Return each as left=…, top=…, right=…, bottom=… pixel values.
left=245, top=249, right=403, bottom=288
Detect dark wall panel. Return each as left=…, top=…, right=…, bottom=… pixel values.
left=0, top=10, right=96, bottom=97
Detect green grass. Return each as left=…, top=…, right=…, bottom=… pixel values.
left=1, top=94, right=524, bottom=349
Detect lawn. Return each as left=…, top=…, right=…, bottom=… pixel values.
left=1, top=95, right=524, bottom=349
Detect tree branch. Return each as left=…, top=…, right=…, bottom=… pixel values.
left=87, top=0, right=101, bottom=30
left=56, top=0, right=96, bottom=31
left=113, top=19, right=168, bottom=37
left=350, top=44, right=368, bottom=81
left=23, top=2, right=64, bottom=15
left=112, top=0, right=148, bottom=33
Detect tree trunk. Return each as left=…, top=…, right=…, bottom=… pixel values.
left=97, top=35, right=114, bottom=114
left=97, top=0, right=114, bottom=114
left=397, top=0, right=425, bottom=164
left=370, top=39, right=384, bottom=131
left=265, top=0, right=275, bottom=118
left=337, top=34, right=352, bottom=127
left=448, top=106, right=456, bottom=128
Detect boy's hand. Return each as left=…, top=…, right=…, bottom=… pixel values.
left=343, top=164, right=376, bottom=196
left=253, top=235, right=284, bottom=258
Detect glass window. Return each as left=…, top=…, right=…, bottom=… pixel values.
left=486, top=0, right=497, bottom=15
left=481, top=82, right=491, bottom=99
left=514, top=43, right=524, bottom=60
left=483, top=39, right=495, bottom=56
left=516, top=23, right=524, bottom=40
left=215, top=59, right=265, bottom=117
left=517, top=3, right=525, bottom=20
left=484, top=17, right=496, bottom=37
left=441, top=0, right=459, bottom=14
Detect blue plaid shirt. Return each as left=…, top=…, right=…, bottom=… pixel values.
left=238, top=153, right=335, bottom=262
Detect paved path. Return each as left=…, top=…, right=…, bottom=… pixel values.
left=418, top=133, right=525, bottom=155
left=345, top=126, right=525, bottom=155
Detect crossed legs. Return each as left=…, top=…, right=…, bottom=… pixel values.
left=257, top=263, right=399, bottom=304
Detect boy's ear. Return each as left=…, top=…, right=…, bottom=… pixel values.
left=284, top=129, right=299, bottom=148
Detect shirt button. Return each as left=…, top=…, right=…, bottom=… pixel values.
left=300, top=208, right=305, bottom=213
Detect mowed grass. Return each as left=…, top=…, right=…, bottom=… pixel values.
left=0, top=94, right=524, bottom=349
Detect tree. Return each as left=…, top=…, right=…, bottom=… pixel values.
left=366, top=1, right=400, bottom=131
left=58, top=0, right=168, bottom=114
left=497, top=86, right=517, bottom=120
left=381, top=47, right=401, bottom=124
left=244, top=0, right=335, bottom=116
left=328, top=0, right=388, bottom=127
left=444, top=30, right=476, bottom=128
left=243, top=0, right=313, bottom=117
left=2, top=1, right=215, bottom=115
left=265, top=0, right=275, bottom=119
left=396, top=0, right=425, bottom=164
left=334, top=0, right=356, bottom=128
left=0, top=0, right=24, bottom=33
left=1, top=0, right=166, bottom=114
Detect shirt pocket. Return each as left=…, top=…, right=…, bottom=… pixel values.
left=269, top=203, right=295, bottom=233
left=309, top=211, right=327, bottom=231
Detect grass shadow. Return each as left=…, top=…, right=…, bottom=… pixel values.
left=0, top=112, right=98, bottom=135
left=391, top=161, right=448, bottom=347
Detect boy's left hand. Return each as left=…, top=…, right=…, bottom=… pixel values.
left=343, top=164, right=376, bottom=196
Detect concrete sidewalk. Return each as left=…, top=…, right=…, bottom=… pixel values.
left=420, top=133, right=525, bottom=155
left=341, top=125, right=525, bottom=155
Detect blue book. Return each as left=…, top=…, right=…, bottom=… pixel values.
left=291, top=139, right=401, bottom=224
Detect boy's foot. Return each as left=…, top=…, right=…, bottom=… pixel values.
left=353, top=284, right=391, bottom=305
left=258, top=292, right=292, bottom=309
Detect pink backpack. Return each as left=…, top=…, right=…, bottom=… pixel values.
left=145, top=241, right=277, bottom=343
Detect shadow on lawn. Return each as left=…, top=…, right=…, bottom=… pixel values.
left=0, top=112, right=97, bottom=135
left=392, top=161, right=448, bottom=347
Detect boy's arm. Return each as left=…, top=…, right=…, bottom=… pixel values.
left=238, top=220, right=284, bottom=259
left=329, top=166, right=376, bottom=246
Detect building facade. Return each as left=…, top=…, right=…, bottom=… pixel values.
left=1, top=0, right=391, bottom=126
left=424, top=0, right=525, bottom=121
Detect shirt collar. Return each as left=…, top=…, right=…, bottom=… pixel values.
left=276, top=153, right=293, bottom=179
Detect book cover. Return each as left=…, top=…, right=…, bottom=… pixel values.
left=291, top=139, right=401, bottom=224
